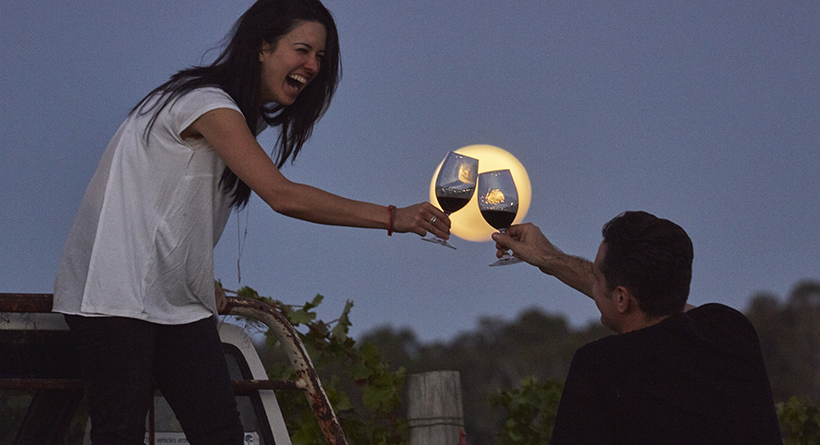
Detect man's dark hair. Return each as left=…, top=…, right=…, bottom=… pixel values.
left=600, top=211, right=694, bottom=318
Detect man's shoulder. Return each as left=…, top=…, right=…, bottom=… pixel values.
left=576, top=303, right=755, bottom=353
left=686, top=303, right=759, bottom=340
left=687, top=302, right=745, bottom=319
left=575, top=302, right=762, bottom=367
left=572, top=331, right=628, bottom=362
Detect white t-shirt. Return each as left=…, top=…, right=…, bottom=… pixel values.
left=54, top=87, right=242, bottom=324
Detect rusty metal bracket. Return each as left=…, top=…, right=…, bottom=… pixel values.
left=224, top=296, right=348, bottom=445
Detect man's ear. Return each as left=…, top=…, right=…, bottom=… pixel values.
left=613, top=286, right=633, bottom=314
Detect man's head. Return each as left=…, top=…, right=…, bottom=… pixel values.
left=594, top=211, right=693, bottom=327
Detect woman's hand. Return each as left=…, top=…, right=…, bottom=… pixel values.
left=215, top=285, right=227, bottom=313
left=394, top=202, right=450, bottom=239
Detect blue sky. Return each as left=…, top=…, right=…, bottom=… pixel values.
left=2, top=1, right=818, bottom=341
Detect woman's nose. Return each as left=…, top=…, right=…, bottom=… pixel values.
left=304, top=55, right=320, bottom=73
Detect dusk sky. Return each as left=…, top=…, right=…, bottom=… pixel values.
left=2, top=1, right=818, bottom=342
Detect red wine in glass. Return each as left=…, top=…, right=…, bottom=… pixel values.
left=422, top=152, right=479, bottom=249
left=436, top=195, right=471, bottom=213
left=480, top=209, right=517, bottom=231
left=477, top=169, right=522, bottom=266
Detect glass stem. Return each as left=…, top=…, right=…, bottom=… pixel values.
left=497, top=229, right=507, bottom=256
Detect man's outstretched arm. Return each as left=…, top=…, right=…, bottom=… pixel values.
left=493, top=223, right=595, bottom=299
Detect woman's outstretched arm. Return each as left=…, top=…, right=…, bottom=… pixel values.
left=186, top=107, right=450, bottom=238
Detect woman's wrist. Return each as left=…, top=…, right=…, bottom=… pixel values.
left=387, top=205, right=396, bottom=236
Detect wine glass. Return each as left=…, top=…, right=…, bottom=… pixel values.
left=422, top=151, right=479, bottom=249
left=477, top=169, right=522, bottom=266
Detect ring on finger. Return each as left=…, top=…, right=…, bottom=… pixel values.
left=430, top=216, right=437, bottom=224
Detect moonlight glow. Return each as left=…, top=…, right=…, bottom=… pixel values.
left=429, top=144, right=532, bottom=242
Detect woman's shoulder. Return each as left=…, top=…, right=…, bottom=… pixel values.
left=177, top=86, right=238, bottom=107
left=168, top=86, right=242, bottom=122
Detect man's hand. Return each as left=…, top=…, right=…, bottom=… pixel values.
left=492, top=223, right=559, bottom=270
left=493, top=223, right=595, bottom=298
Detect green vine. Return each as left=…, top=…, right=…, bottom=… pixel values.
left=225, top=286, right=408, bottom=445
left=777, top=397, right=820, bottom=445
left=488, top=377, right=563, bottom=445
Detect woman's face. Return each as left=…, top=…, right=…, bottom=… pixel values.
left=259, top=20, right=327, bottom=105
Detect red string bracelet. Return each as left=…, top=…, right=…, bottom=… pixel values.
left=387, top=205, right=396, bottom=236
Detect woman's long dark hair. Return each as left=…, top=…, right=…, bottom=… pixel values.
left=132, top=0, right=341, bottom=208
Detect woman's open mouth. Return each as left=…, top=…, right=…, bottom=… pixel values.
left=286, top=74, right=307, bottom=91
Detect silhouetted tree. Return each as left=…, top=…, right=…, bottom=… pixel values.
left=747, top=280, right=820, bottom=403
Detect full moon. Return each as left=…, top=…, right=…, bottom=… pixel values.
left=429, top=144, right=532, bottom=242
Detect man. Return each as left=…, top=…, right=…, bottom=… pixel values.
left=493, top=211, right=782, bottom=444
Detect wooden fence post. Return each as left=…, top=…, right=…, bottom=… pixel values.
left=407, top=371, right=464, bottom=445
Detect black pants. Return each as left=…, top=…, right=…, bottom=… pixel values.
left=64, top=315, right=244, bottom=445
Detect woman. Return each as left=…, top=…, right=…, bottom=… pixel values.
left=53, top=0, right=450, bottom=443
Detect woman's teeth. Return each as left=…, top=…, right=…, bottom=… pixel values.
left=288, top=74, right=307, bottom=85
